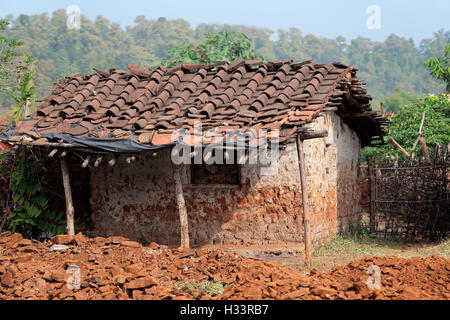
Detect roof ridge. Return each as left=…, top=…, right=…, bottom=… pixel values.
left=92, top=59, right=325, bottom=79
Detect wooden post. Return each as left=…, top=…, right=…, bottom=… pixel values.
left=389, top=137, right=410, bottom=158
left=60, top=157, right=75, bottom=235
left=368, top=156, right=376, bottom=234
left=174, top=165, right=189, bottom=249
left=24, top=63, right=34, bottom=117
left=419, top=138, right=431, bottom=164
left=410, top=111, right=426, bottom=162
left=296, top=135, right=311, bottom=269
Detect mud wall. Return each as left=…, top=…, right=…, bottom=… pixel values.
left=89, top=111, right=361, bottom=246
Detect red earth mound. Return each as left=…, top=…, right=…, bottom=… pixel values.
left=0, top=232, right=448, bottom=300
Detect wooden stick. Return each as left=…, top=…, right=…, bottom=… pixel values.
left=410, top=111, right=426, bottom=161
left=204, top=150, right=213, bottom=163
left=322, top=107, right=338, bottom=112
left=189, top=150, right=198, bottom=158
left=224, top=149, right=230, bottom=161
left=419, top=137, right=431, bottom=164
left=368, top=156, right=376, bottom=234
left=81, top=155, right=91, bottom=168
left=174, top=165, right=189, bottom=249
left=298, top=130, right=328, bottom=140
left=94, top=156, right=103, bottom=167
left=418, top=111, right=426, bottom=135
left=60, top=158, right=75, bottom=235
left=389, top=137, right=410, bottom=158
left=435, top=144, right=440, bottom=163
left=48, top=149, right=58, bottom=158
left=296, top=135, right=312, bottom=269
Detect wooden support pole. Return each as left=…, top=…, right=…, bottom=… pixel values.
left=174, top=165, right=189, bottom=249
left=296, top=135, right=311, bottom=269
left=410, top=111, right=426, bottom=161
left=60, top=158, right=75, bottom=236
left=389, top=137, right=410, bottom=158
left=368, top=156, right=376, bottom=234
left=419, top=138, right=431, bottom=164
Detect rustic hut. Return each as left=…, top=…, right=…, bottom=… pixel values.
left=0, top=59, right=387, bottom=254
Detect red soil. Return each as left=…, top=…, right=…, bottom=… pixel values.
left=0, top=232, right=448, bottom=300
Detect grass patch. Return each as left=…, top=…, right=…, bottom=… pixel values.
left=177, top=280, right=225, bottom=297
left=410, top=239, right=450, bottom=258
left=313, top=220, right=406, bottom=258
left=292, top=220, right=450, bottom=272
left=313, top=236, right=390, bottom=258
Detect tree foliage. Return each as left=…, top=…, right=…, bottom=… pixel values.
left=0, top=11, right=448, bottom=113
left=161, top=30, right=264, bottom=67
left=381, top=89, right=419, bottom=112
left=0, top=20, right=23, bottom=80
left=0, top=19, right=35, bottom=120
left=424, top=44, right=450, bottom=91
left=363, top=94, right=450, bottom=162
left=1, top=19, right=59, bottom=236
left=0, top=152, right=66, bottom=237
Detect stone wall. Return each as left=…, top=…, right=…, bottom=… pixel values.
left=89, top=111, right=361, bottom=246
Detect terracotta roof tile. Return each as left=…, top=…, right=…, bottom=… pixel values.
left=1, top=59, right=387, bottom=148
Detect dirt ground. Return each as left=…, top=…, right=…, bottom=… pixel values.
left=0, top=231, right=449, bottom=300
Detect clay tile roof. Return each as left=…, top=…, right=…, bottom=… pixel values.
left=0, top=60, right=388, bottom=150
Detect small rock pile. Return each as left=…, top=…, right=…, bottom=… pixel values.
left=0, top=232, right=448, bottom=300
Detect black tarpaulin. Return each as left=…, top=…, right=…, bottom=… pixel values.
left=0, top=124, right=174, bottom=153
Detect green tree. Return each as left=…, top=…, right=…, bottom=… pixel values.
left=0, top=19, right=35, bottom=120
left=0, top=20, right=22, bottom=80
left=161, top=30, right=264, bottom=67
left=381, top=89, right=419, bottom=112
left=424, top=44, right=450, bottom=92
left=363, top=94, right=450, bottom=162
left=0, top=19, right=62, bottom=237
left=0, top=153, right=66, bottom=237
left=0, top=11, right=448, bottom=111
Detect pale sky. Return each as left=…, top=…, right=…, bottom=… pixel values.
left=1, top=0, right=449, bottom=43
